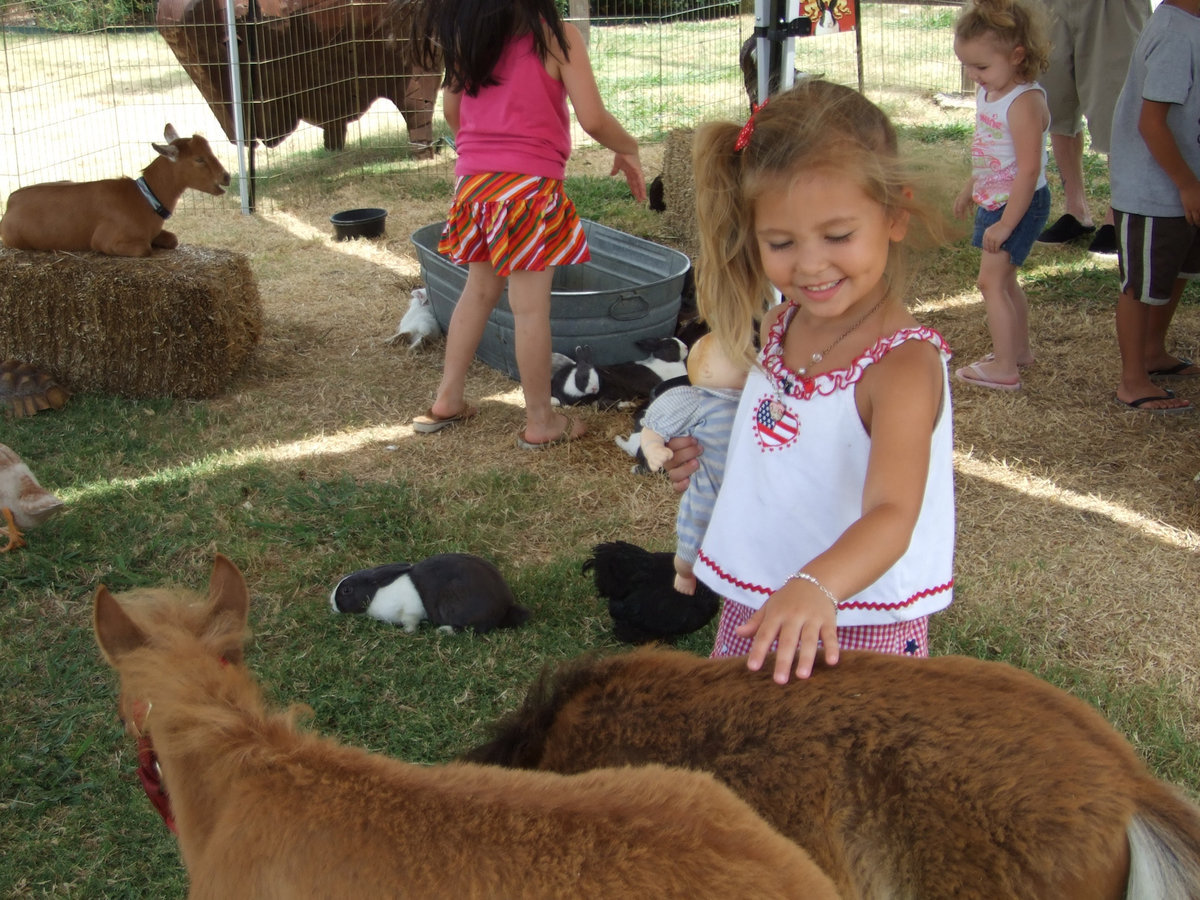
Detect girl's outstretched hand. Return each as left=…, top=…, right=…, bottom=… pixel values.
left=952, top=184, right=974, bottom=220
left=611, top=151, right=647, bottom=204
left=736, top=582, right=840, bottom=683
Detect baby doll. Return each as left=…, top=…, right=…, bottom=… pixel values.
left=641, top=334, right=748, bottom=594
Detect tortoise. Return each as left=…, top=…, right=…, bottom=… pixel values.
left=1, top=359, right=70, bottom=418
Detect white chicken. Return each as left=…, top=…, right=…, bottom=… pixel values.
left=0, top=443, right=64, bottom=552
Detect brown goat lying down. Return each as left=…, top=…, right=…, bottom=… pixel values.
left=463, top=647, right=1200, bottom=900
left=0, top=124, right=228, bottom=257
left=93, top=556, right=839, bottom=899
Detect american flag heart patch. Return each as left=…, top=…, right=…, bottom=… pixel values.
left=753, top=394, right=799, bottom=449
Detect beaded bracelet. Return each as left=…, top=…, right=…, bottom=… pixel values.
left=786, top=571, right=841, bottom=611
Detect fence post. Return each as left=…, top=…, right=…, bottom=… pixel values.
left=570, top=0, right=590, bottom=46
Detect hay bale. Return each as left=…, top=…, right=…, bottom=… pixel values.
left=0, top=245, right=262, bottom=399
left=662, top=127, right=698, bottom=261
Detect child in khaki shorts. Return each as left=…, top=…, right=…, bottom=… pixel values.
left=1037, top=0, right=1151, bottom=253
left=1109, top=0, right=1200, bottom=413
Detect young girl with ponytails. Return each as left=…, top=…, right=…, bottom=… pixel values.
left=952, top=0, right=1052, bottom=391
left=411, top=0, right=646, bottom=448
left=670, top=80, right=955, bottom=684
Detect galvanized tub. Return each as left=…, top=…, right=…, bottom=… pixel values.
left=411, top=219, right=691, bottom=379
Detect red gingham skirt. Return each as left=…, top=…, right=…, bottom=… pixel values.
left=438, top=173, right=590, bottom=277
left=710, top=597, right=930, bottom=659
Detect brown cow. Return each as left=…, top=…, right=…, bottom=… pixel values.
left=0, top=124, right=228, bottom=257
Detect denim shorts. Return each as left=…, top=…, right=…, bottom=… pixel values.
left=972, top=185, right=1051, bottom=266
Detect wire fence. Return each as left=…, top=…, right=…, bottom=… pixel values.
left=0, top=0, right=970, bottom=216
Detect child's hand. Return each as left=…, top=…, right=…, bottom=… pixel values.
left=641, top=441, right=673, bottom=472
left=736, top=580, right=840, bottom=683
left=1181, top=180, right=1200, bottom=227
left=673, top=570, right=697, bottom=595
left=981, top=221, right=1013, bottom=254
left=663, top=435, right=701, bottom=494
left=611, top=151, right=647, bottom=204
left=953, top=185, right=974, bottom=220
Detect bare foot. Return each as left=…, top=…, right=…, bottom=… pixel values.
left=517, top=412, right=586, bottom=448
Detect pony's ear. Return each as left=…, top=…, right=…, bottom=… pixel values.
left=94, top=585, right=148, bottom=664
left=207, top=554, right=250, bottom=664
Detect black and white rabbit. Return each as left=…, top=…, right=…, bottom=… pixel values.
left=552, top=337, right=690, bottom=409
left=815, top=0, right=838, bottom=34
left=594, top=337, right=689, bottom=408
left=550, top=345, right=601, bottom=406
left=330, top=553, right=530, bottom=634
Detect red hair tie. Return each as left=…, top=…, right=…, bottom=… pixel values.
left=735, top=99, right=768, bottom=152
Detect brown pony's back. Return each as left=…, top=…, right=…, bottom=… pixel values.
left=464, top=647, right=1200, bottom=900
left=94, top=557, right=841, bottom=899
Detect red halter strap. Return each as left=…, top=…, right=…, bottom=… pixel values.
left=130, top=656, right=229, bottom=834
left=136, top=735, right=177, bottom=834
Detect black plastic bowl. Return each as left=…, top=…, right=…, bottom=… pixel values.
left=331, top=208, right=387, bottom=241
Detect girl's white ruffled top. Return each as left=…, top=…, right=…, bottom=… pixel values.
left=696, top=305, right=955, bottom=626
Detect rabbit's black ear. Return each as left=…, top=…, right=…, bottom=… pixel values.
left=574, top=345, right=594, bottom=365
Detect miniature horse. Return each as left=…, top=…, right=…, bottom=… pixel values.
left=93, top=556, right=839, bottom=899
left=464, top=647, right=1200, bottom=900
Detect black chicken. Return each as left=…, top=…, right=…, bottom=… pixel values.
left=583, top=541, right=719, bottom=644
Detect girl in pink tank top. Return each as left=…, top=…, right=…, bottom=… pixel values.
left=411, top=0, right=646, bottom=449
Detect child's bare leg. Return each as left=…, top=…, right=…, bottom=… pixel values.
left=1003, top=266, right=1035, bottom=366
left=1143, top=279, right=1195, bottom=374
left=508, top=268, right=586, bottom=443
left=971, top=250, right=1023, bottom=382
left=673, top=556, right=696, bottom=595
left=1116, top=288, right=1191, bottom=409
left=1049, top=133, right=1094, bottom=226
left=430, top=262, right=505, bottom=419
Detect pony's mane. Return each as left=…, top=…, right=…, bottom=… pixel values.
left=113, top=592, right=310, bottom=761
left=461, top=652, right=612, bottom=766
left=114, top=586, right=248, bottom=660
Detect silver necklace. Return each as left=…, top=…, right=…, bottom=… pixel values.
left=795, top=293, right=888, bottom=376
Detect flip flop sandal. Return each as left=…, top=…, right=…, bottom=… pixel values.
left=1114, top=390, right=1193, bottom=415
left=1148, top=358, right=1198, bottom=378
left=954, top=363, right=1021, bottom=392
left=412, top=405, right=478, bottom=434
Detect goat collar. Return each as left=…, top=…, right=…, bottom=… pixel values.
left=135, top=177, right=171, bottom=219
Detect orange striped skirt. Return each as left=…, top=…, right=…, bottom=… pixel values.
left=438, top=173, right=590, bottom=277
